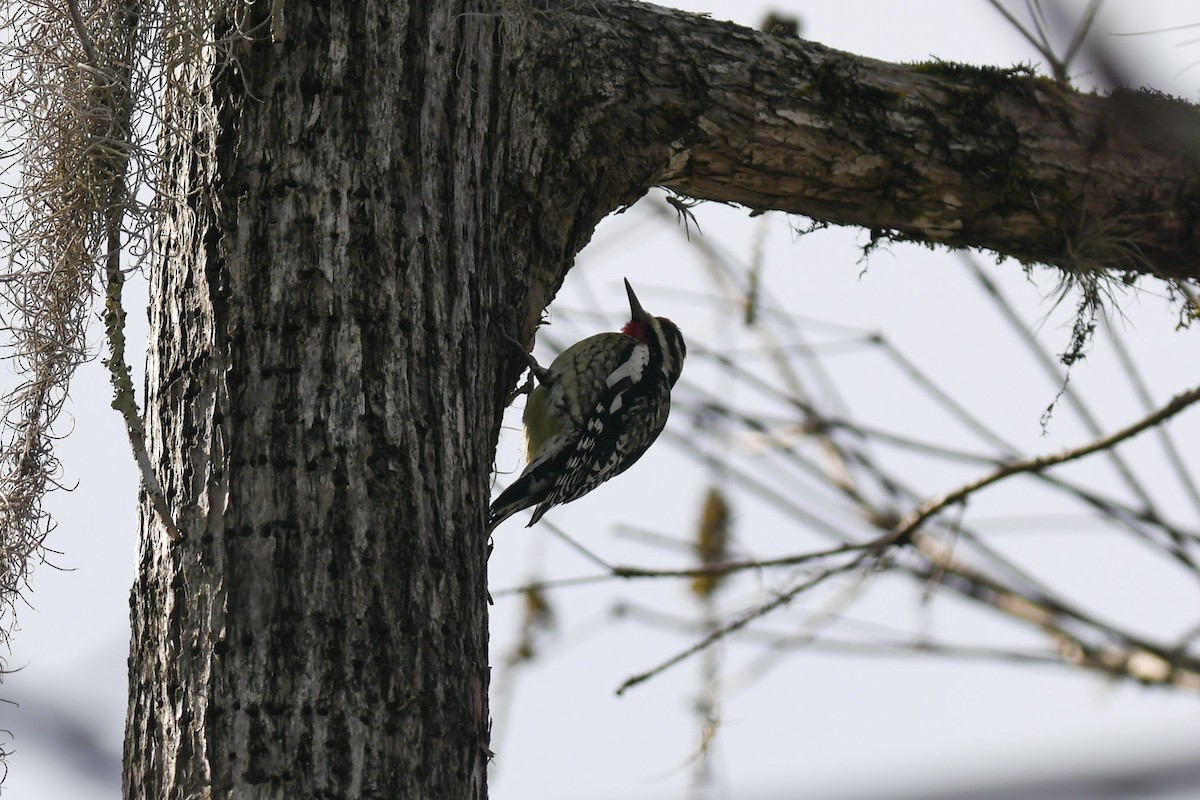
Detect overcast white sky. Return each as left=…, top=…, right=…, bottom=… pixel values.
left=5, top=2, right=1200, bottom=799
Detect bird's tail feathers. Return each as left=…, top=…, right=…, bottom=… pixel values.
left=488, top=471, right=549, bottom=533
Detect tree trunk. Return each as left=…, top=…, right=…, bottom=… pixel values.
left=124, top=3, right=534, bottom=796
left=123, top=1, right=1200, bottom=797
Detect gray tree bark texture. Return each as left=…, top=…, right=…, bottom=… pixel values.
left=123, top=2, right=1200, bottom=798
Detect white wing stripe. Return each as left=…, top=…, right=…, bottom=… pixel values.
left=605, top=343, right=649, bottom=388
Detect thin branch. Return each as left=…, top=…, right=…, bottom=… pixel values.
left=611, top=541, right=871, bottom=580
left=491, top=541, right=874, bottom=599
left=541, top=519, right=615, bottom=571
left=89, top=1, right=181, bottom=540
left=615, top=549, right=873, bottom=695
left=65, top=0, right=101, bottom=66
left=902, top=546, right=1200, bottom=688
left=1062, top=0, right=1104, bottom=68
left=491, top=573, right=616, bottom=599
left=662, top=426, right=862, bottom=543
left=1104, top=313, right=1200, bottom=521
left=967, top=256, right=1163, bottom=516
left=875, top=338, right=1018, bottom=456
left=615, top=382, right=1200, bottom=695
left=890, top=384, right=1200, bottom=546
left=987, top=0, right=1059, bottom=68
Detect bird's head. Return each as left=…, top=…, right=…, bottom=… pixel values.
left=620, top=278, right=686, bottom=387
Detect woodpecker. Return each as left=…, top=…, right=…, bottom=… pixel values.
left=489, top=279, right=686, bottom=532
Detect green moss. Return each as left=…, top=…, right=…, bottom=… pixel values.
left=809, top=54, right=907, bottom=128
left=1108, top=85, right=1196, bottom=108
left=906, top=59, right=1078, bottom=222
left=908, top=59, right=1047, bottom=88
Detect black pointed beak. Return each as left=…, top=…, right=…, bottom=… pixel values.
left=624, top=278, right=651, bottom=322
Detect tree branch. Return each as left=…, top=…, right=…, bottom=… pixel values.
left=540, top=2, right=1200, bottom=281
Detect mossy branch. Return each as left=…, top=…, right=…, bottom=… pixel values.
left=71, top=0, right=179, bottom=541
left=71, top=0, right=179, bottom=542
left=102, top=209, right=180, bottom=542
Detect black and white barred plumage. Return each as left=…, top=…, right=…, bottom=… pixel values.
left=488, top=279, right=686, bottom=532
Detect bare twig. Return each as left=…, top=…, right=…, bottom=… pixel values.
left=1104, top=313, right=1200, bottom=521
left=616, top=548, right=872, bottom=695
left=890, top=384, right=1200, bottom=547
left=966, top=256, right=1161, bottom=517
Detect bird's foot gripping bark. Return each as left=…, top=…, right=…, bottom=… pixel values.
left=497, top=324, right=554, bottom=405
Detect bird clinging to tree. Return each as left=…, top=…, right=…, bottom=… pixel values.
left=489, top=279, right=687, bottom=532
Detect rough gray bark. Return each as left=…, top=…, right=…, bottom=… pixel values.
left=125, top=4, right=526, bottom=797
left=123, top=1, right=1200, bottom=798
